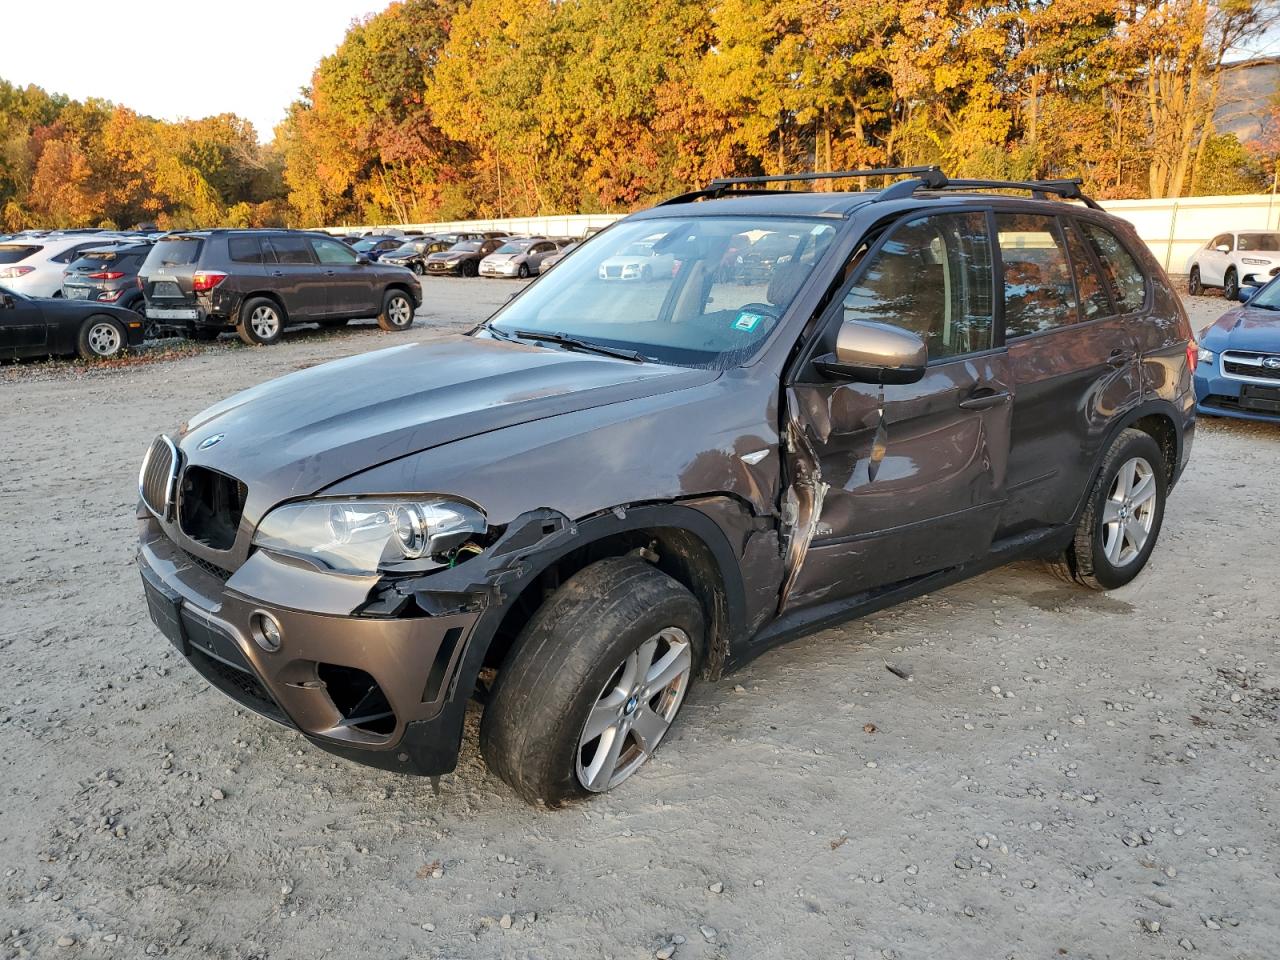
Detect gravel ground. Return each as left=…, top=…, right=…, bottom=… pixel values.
left=2, top=282, right=1278, bottom=960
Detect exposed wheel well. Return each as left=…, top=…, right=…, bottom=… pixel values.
left=1130, top=413, right=1179, bottom=481
left=384, top=283, right=416, bottom=304
left=483, top=526, right=731, bottom=681
left=240, top=291, right=288, bottom=322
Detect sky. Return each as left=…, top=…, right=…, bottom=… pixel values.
left=2, top=0, right=393, bottom=141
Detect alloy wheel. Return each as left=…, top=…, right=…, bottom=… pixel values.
left=250, top=305, right=280, bottom=339
left=1101, top=456, right=1157, bottom=567
left=86, top=321, right=121, bottom=356
left=387, top=296, right=412, bottom=327
left=575, top=627, right=692, bottom=792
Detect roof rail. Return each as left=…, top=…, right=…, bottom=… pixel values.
left=659, top=166, right=946, bottom=205
left=662, top=167, right=1102, bottom=210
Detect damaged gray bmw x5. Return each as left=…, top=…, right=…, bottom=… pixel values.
left=137, top=168, right=1196, bottom=804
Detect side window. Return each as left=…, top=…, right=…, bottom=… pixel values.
left=1211, top=234, right=1232, bottom=251
left=228, top=236, right=265, bottom=264
left=995, top=213, right=1078, bottom=338
left=842, top=212, right=994, bottom=360
left=52, top=243, right=99, bottom=264
left=1082, top=223, right=1148, bottom=313
left=310, top=237, right=359, bottom=265
left=1063, top=221, right=1112, bottom=322
left=266, top=235, right=315, bottom=265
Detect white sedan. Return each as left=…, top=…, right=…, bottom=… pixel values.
left=1186, top=231, right=1280, bottom=299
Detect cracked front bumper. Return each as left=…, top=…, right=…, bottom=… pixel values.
left=137, top=517, right=483, bottom=776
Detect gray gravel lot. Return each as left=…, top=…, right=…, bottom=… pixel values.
left=2, top=281, right=1278, bottom=959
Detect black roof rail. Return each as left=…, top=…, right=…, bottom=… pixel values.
left=660, top=166, right=946, bottom=205
left=910, top=176, right=1104, bottom=210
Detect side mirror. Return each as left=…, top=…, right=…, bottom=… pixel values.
left=1215, top=244, right=1231, bottom=254
left=815, top=320, right=928, bottom=384
left=356, top=254, right=371, bottom=265
left=1238, top=284, right=1259, bottom=303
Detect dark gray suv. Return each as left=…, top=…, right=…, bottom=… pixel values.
left=138, top=229, right=422, bottom=345
left=136, top=168, right=1195, bottom=804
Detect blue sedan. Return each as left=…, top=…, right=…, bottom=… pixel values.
left=1195, top=277, right=1280, bottom=423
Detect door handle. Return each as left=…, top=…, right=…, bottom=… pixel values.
left=958, top=386, right=1010, bottom=411
left=324, top=270, right=336, bottom=277
left=270, top=270, right=284, bottom=277
left=1107, top=349, right=1134, bottom=368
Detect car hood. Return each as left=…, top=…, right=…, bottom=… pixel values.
left=426, top=251, right=466, bottom=262
left=1199, top=304, right=1280, bottom=352
left=178, top=334, right=717, bottom=516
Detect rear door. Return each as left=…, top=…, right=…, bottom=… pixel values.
left=996, top=211, right=1141, bottom=534
left=781, top=210, right=1012, bottom=610
left=308, top=236, right=377, bottom=317
left=263, top=234, right=327, bottom=320
left=0, top=289, right=47, bottom=356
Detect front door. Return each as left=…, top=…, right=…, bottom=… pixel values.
left=781, top=210, right=1012, bottom=611
left=0, top=290, right=46, bottom=357
left=1201, top=234, right=1233, bottom=286
left=309, top=236, right=378, bottom=317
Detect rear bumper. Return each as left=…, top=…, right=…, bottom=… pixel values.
left=138, top=516, right=482, bottom=776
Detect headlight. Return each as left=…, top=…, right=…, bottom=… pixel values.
left=1197, top=345, right=1215, bottom=365
left=253, top=499, right=486, bottom=575
left=444, top=259, right=461, bottom=266
left=1242, top=258, right=1270, bottom=265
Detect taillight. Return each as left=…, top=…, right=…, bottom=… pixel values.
left=88, top=271, right=125, bottom=280
left=98, top=289, right=124, bottom=302
left=1186, top=340, right=1198, bottom=374
left=0, top=266, right=34, bottom=279
left=191, top=270, right=227, bottom=293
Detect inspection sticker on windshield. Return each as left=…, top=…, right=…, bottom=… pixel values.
left=733, top=311, right=766, bottom=332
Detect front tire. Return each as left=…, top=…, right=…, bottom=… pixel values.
left=480, top=557, right=703, bottom=805
left=1046, top=428, right=1167, bottom=590
left=1224, top=268, right=1239, bottom=302
left=411, top=262, right=425, bottom=276
left=377, top=289, right=414, bottom=331
left=237, top=298, right=284, bottom=345
left=1188, top=266, right=1203, bottom=296
left=77, top=316, right=127, bottom=360
left=517, top=262, right=530, bottom=279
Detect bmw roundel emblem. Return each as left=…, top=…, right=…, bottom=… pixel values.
left=198, top=433, right=225, bottom=450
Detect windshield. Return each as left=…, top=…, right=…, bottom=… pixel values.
left=451, top=242, right=481, bottom=253
left=495, top=241, right=534, bottom=255
left=486, top=216, right=837, bottom=368
left=352, top=238, right=388, bottom=252
left=1246, top=276, right=1280, bottom=310
left=1238, top=233, right=1280, bottom=252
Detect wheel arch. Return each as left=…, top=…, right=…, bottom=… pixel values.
left=1070, top=400, right=1185, bottom=526
left=239, top=290, right=289, bottom=323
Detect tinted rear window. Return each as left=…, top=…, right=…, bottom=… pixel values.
left=228, top=236, right=267, bottom=263
left=0, top=244, right=40, bottom=264
left=265, top=235, right=314, bottom=265
left=152, top=238, right=203, bottom=266
left=1082, top=224, right=1147, bottom=313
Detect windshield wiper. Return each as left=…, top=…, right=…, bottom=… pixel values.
left=511, top=329, right=646, bottom=363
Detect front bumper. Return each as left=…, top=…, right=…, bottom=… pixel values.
left=1194, top=368, right=1280, bottom=423
left=137, top=516, right=483, bottom=775
left=479, top=261, right=520, bottom=277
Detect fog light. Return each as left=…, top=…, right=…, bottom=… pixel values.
left=250, top=611, right=283, bottom=652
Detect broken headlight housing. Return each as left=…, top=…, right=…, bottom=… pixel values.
left=253, top=499, right=486, bottom=575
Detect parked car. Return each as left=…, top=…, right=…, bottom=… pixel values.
left=598, top=237, right=678, bottom=281
left=136, top=169, right=1194, bottom=804
left=1193, top=274, right=1280, bottom=423
left=424, top=238, right=506, bottom=277
left=62, top=242, right=155, bottom=331
left=349, top=235, right=405, bottom=261
left=1, top=284, right=144, bottom=360
left=1186, top=231, right=1280, bottom=300
left=479, top=237, right=561, bottom=278
left=380, top=238, right=455, bottom=274
left=137, top=229, right=422, bottom=345
left=0, top=233, right=131, bottom=298
left=539, top=242, right=579, bottom=272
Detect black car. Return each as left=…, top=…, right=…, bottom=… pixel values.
left=0, top=285, right=144, bottom=360
left=380, top=238, right=455, bottom=274
left=138, top=229, right=423, bottom=346
left=423, top=238, right=506, bottom=277
left=62, top=242, right=155, bottom=330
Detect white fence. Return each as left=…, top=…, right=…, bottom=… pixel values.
left=327, top=193, right=1280, bottom=273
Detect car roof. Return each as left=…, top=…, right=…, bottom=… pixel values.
left=631, top=191, right=879, bottom=221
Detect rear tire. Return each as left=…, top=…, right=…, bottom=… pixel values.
left=1224, top=268, right=1239, bottom=302
left=411, top=262, right=425, bottom=276
left=237, top=297, right=284, bottom=346
left=480, top=557, right=704, bottom=805
left=377, top=289, right=414, bottom=331
left=1045, top=428, right=1167, bottom=590
left=77, top=316, right=127, bottom=360
left=1188, top=266, right=1203, bottom=296
left=462, top=260, right=479, bottom=278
